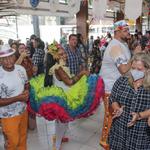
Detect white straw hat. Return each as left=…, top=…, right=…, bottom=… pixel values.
left=0, top=44, right=16, bottom=58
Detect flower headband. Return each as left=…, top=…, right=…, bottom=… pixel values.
left=47, top=41, right=63, bottom=59
left=114, top=20, right=128, bottom=31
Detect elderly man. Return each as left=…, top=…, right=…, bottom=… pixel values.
left=0, top=45, right=29, bottom=150
left=99, top=20, right=131, bottom=150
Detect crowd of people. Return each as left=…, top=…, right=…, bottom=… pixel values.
left=0, top=33, right=104, bottom=150
left=0, top=19, right=150, bottom=150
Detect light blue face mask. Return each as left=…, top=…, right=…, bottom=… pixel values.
left=130, top=69, right=145, bottom=81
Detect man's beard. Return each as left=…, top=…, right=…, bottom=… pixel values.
left=121, top=37, right=128, bottom=42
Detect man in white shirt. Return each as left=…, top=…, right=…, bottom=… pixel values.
left=0, top=45, right=29, bottom=150
left=99, top=20, right=131, bottom=150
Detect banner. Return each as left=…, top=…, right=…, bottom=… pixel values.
left=92, top=0, right=107, bottom=20
left=125, top=0, right=143, bottom=21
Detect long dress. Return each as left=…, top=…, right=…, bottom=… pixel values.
left=109, top=76, right=150, bottom=150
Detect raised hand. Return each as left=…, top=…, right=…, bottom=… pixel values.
left=21, top=52, right=28, bottom=58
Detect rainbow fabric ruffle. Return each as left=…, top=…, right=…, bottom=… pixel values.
left=28, top=74, right=104, bottom=122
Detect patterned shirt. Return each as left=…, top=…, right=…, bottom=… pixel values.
left=0, top=65, right=28, bottom=118
left=64, top=45, right=82, bottom=75
left=109, top=76, right=150, bottom=150
left=32, top=48, right=45, bottom=65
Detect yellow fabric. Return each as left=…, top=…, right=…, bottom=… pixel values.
left=1, top=110, right=28, bottom=150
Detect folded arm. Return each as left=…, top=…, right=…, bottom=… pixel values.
left=0, top=90, right=29, bottom=107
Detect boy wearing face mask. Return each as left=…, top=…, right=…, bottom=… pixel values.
left=108, top=52, right=150, bottom=150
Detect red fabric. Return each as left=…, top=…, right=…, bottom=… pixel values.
left=27, top=102, right=37, bottom=115
left=39, top=103, right=73, bottom=122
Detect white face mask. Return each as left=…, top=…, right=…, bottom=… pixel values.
left=130, top=69, right=145, bottom=81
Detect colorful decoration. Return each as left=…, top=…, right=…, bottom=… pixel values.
left=47, top=41, right=63, bottom=59
left=49, top=62, right=73, bottom=78
left=128, top=19, right=135, bottom=26
left=68, top=0, right=81, bottom=16
left=28, top=74, right=104, bottom=122
left=114, top=20, right=128, bottom=31
left=30, top=0, right=40, bottom=8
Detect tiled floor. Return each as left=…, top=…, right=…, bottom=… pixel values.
left=0, top=104, right=105, bottom=150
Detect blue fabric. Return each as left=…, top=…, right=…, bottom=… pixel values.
left=30, top=0, right=40, bottom=8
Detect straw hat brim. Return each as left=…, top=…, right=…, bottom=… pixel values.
left=0, top=49, right=16, bottom=58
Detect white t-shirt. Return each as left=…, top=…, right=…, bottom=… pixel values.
left=0, top=65, right=28, bottom=118
left=100, top=39, right=131, bottom=93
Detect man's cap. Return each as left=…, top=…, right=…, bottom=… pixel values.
left=114, top=20, right=129, bottom=31
left=0, top=44, right=16, bottom=58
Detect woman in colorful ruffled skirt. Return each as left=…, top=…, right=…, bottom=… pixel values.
left=28, top=41, right=104, bottom=150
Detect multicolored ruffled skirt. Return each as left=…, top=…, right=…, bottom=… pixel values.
left=28, top=74, right=104, bottom=122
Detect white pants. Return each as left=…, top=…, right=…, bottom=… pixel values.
left=55, top=121, right=68, bottom=150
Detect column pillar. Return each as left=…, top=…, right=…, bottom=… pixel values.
left=32, top=15, right=40, bottom=37
left=76, top=0, right=88, bottom=43
left=136, top=16, right=142, bottom=32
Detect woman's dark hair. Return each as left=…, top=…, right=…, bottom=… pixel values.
left=44, top=53, right=56, bottom=87
left=10, top=42, right=18, bottom=49
left=77, top=33, right=82, bottom=43
left=141, top=36, right=148, bottom=50
left=30, top=34, right=37, bottom=40
left=34, top=38, right=45, bottom=50
left=39, top=40, right=45, bottom=50
left=93, top=39, right=99, bottom=48
left=34, top=37, right=41, bottom=48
